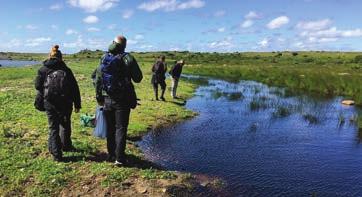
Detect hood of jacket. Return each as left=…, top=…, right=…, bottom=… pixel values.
left=43, top=58, right=62, bottom=69
left=108, top=42, right=125, bottom=55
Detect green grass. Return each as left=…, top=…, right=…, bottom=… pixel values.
left=0, top=54, right=198, bottom=196
left=1, top=50, right=362, bottom=195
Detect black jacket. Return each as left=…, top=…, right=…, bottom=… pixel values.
left=35, top=58, right=81, bottom=110
left=169, top=63, right=183, bottom=78
left=151, top=61, right=167, bottom=83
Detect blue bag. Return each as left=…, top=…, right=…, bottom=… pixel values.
left=93, top=107, right=107, bottom=139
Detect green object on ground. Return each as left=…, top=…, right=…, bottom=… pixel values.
left=80, top=113, right=95, bottom=128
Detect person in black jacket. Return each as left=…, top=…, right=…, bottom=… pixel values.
left=35, top=45, right=81, bottom=162
left=95, top=35, right=143, bottom=165
left=151, top=55, right=167, bottom=101
left=169, top=60, right=185, bottom=99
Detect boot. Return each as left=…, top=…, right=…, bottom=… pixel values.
left=154, top=88, right=159, bottom=101
left=160, top=89, right=166, bottom=101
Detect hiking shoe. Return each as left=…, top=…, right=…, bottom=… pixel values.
left=107, top=155, right=116, bottom=162
left=53, top=156, right=63, bottom=162
left=114, top=160, right=123, bottom=166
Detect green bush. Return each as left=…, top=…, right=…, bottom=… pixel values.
left=354, top=55, right=362, bottom=63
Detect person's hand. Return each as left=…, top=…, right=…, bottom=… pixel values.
left=74, top=108, right=80, bottom=113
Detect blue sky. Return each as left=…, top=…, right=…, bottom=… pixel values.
left=1, top=0, right=362, bottom=53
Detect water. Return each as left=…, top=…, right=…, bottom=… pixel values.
left=138, top=79, right=362, bottom=197
left=0, top=60, right=40, bottom=67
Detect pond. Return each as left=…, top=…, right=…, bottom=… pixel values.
left=138, top=78, right=362, bottom=196
left=0, top=60, right=40, bottom=67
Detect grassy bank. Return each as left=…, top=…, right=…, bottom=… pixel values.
left=1, top=50, right=362, bottom=195
left=0, top=53, right=219, bottom=196
left=169, top=51, right=362, bottom=128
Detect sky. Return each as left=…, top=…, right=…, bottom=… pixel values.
left=1, top=0, right=362, bottom=53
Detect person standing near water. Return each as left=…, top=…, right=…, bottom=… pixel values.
left=169, top=60, right=185, bottom=99
left=151, top=55, right=167, bottom=101
left=95, top=35, right=143, bottom=165
left=35, top=45, right=81, bottom=162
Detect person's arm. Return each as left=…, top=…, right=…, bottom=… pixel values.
left=35, top=68, right=45, bottom=92
left=67, top=67, right=81, bottom=110
left=124, top=54, right=143, bottom=83
left=164, top=62, right=167, bottom=72
left=169, top=64, right=176, bottom=76
left=95, top=66, right=104, bottom=105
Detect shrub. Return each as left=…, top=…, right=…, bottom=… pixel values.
left=292, top=52, right=298, bottom=56
left=354, top=55, right=362, bottom=63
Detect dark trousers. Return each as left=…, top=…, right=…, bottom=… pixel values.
left=103, top=97, right=131, bottom=162
left=46, top=109, right=72, bottom=158
left=152, top=80, right=166, bottom=99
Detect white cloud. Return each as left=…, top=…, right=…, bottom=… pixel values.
left=127, top=39, right=138, bottom=45
left=25, top=24, right=38, bottom=30
left=108, top=24, right=116, bottom=30
left=6, top=39, right=22, bottom=48
left=64, top=35, right=83, bottom=48
left=203, top=27, right=226, bottom=34
left=139, top=44, right=154, bottom=49
left=87, top=27, right=100, bottom=32
left=217, top=27, right=225, bottom=32
left=51, top=25, right=58, bottom=30
left=245, top=11, right=262, bottom=20
left=66, top=29, right=78, bottom=35
left=49, top=3, right=63, bottom=11
left=178, top=0, right=204, bottom=10
left=267, top=16, right=290, bottom=29
left=208, top=37, right=234, bottom=49
left=214, top=10, right=225, bottom=17
left=122, top=9, right=134, bottom=19
left=68, top=0, right=118, bottom=13
left=239, top=11, right=262, bottom=29
left=25, top=37, right=52, bottom=47
left=83, top=15, right=99, bottom=24
left=241, top=20, right=254, bottom=28
left=296, top=19, right=332, bottom=31
left=135, top=34, right=144, bottom=40
left=258, top=38, right=269, bottom=48
left=138, top=0, right=205, bottom=12
left=299, top=26, right=362, bottom=44
left=63, top=35, right=107, bottom=50
left=0, top=39, right=22, bottom=51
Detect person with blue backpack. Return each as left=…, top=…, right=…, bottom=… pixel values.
left=35, top=45, right=81, bottom=162
left=94, top=35, right=143, bottom=166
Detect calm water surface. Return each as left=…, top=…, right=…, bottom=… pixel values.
left=138, top=78, right=362, bottom=197
left=0, top=60, right=40, bottom=67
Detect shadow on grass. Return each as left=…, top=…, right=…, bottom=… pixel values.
left=167, top=99, right=187, bottom=106
left=84, top=151, right=162, bottom=170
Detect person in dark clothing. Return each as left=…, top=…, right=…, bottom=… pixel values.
left=169, top=60, right=185, bottom=99
left=151, top=55, right=167, bottom=101
left=95, top=35, right=143, bottom=166
left=35, top=45, right=81, bottom=162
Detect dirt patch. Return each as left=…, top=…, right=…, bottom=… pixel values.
left=61, top=171, right=227, bottom=197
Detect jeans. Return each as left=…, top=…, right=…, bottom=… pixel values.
left=103, top=97, right=131, bottom=162
left=171, top=77, right=179, bottom=98
left=46, top=108, right=72, bottom=158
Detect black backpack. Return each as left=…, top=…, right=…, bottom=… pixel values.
left=44, top=70, right=70, bottom=105
left=100, top=53, right=138, bottom=109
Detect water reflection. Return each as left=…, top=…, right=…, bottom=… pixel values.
left=139, top=79, right=362, bottom=196
left=0, top=60, right=40, bottom=67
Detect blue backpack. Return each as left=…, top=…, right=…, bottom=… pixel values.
left=100, top=52, right=128, bottom=92
left=99, top=52, right=138, bottom=109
